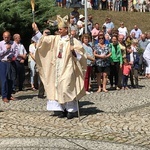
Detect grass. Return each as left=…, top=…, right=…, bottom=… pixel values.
left=55, top=8, right=150, bottom=33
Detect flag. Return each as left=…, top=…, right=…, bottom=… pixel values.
left=31, top=0, right=35, bottom=12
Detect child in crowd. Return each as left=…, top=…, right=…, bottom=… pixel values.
left=122, top=58, right=131, bottom=90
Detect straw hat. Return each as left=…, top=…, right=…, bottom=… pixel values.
left=79, top=14, right=85, bottom=20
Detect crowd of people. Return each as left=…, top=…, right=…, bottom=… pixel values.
left=0, top=8, right=150, bottom=119
left=48, top=8, right=150, bottom=95
left=56, top=0, right=150, bottom=12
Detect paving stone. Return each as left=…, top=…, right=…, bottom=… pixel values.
left=0, top=78, right=150, bottom=149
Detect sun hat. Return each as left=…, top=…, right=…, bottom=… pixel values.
left=79, top=14, right=85, bottom=20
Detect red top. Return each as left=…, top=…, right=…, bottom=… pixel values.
left=123, top=64, right=131, bottom=76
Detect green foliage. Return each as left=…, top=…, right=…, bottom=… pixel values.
left=0, top=0, right=57, bottom=45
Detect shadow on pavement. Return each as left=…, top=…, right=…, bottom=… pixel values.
left=80, top=107, right=104, bottom=116
left=79, top=101, right=104, bottom=116
left=79, top=101, right=95, bottom=107
left=16, top=94, right=37, bottom=100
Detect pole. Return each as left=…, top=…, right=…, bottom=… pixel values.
left=84, top=0, right=88, bottom=34
left=32, top=11, right=35, bottom=23
left=68, top=27, right=81, bottom=121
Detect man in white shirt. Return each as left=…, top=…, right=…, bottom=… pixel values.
left=77, top=14, right=85, bottom=39
left=103, top=17, right=114, bottom=32
left=13, top=34, right=27, bottom=91
left=118, top=22, right=128, bottom=39
left=130, top=25, right=142, bottom=40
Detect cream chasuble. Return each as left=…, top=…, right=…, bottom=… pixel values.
left=35, top=35, right=87, bottom=104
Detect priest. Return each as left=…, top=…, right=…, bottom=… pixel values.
left=34, top=15, right=87, bottom=119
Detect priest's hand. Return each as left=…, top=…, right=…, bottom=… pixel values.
left=32, top=22, right=39, bottom=33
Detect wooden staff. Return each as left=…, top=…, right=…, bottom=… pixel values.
left=31, top=0, right=35, bottom=22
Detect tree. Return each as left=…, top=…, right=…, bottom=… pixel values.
left=0, top=0, right=57, bottom=49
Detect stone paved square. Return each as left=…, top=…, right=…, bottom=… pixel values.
left=0, top=77, right=150, bottom=149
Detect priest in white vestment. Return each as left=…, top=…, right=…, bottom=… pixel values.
left=34, top=15, right=87, bottom=119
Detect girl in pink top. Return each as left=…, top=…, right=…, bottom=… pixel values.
left=122, top=58, right=131, bottom=90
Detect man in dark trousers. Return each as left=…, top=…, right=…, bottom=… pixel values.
left=0, top=31, right=18, bottom=103
left=13, top=34, right=27, bottom=91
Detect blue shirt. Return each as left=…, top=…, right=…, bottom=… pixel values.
left=83, top=43, right=94, bottom=66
